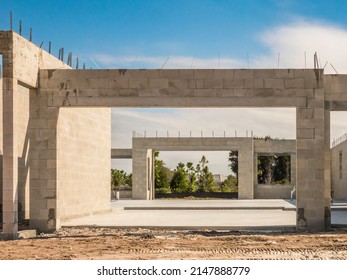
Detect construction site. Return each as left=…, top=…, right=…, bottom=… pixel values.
left=1, top=24, right=347, bottom=259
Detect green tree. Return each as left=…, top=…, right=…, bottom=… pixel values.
left=186, top=161, right=197, bottom=192
left=170, top=162, right=190, bottom=193
left=154, top=151, right=173, bottom=193
left=273, top=155, right=291, bottom=184
left=111, top=169, right=127, bottom=191
left=196, top=156, right=216, bottom=192
left=228, top=151, right=238, bottom=185
left=258, top=156, right=276, bottom=184
left=125, top=173, right=132, bottom=187
left=258, top=155, right=291, bottom=184
left=220, top=175, right=238, bottom=192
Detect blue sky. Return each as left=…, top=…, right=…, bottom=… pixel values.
left=2, top=0, right=347, bottom=69
left=1, top=0, right=347, bottom=174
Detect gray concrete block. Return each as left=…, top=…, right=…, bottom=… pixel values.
left=285, top=79, right=304, bottom=89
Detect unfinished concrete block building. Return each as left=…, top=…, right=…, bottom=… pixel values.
left=1, top=30, right=347, bottom=238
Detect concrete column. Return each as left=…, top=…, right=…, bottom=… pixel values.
left=146, top=149, right=153, bottom=200
left=296, top=85, right=328, bottom=231
left=132, top=146, right=150, bottom=199
left=253, top=152, right=258, bottom=195
left=238, top=141, right=254, bottom=199
left=290, top=154, right=296, bottom=185
left=152, top=150, right=155, bottom=200
left=29, top=91, right=59, bottom=231
left=0, top=77, right=3, bottom=223
left=2, top=77, right=18, bottom=239
left=324, top=109, right=331, bottom=229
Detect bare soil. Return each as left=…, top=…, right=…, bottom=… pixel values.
left=1, top=227, right=347, bottom=260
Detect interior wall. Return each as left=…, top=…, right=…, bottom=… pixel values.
left=57, top=107, right=111, bottom=221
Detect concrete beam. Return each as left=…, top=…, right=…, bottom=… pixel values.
left=111, top=149, right=132, bottom=159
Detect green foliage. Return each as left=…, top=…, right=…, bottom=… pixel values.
left=111, top=169, right=132, bottom=191
left=155, top=187, right=172, bottom=194
left=186, top=161, right=197, bottom=192
left=170, top=163, right=190, bottom=193
left=125, top=173, right=132, bottom=187
left=258, top=156, right=276, bottom=184
left=228, top=151, right=238, bottom=185
left=195, top=156, right=217, bottom=192
left=273, top=155, right=291, bottom=183
left=220, top=175, right=238, bottom=193
left=258, top=155, right=291, bottom=184
left=154, top=151, right=173, bottom=190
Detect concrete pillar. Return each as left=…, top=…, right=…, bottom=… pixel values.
left=132, top=147, right=150, bottom=199
left=28, top=91, right=59, bottom=231
left=151, top=150, right=155, bottom=200
left=324, top=109, right=331, bottom=229
left=254, top=152, right=258, bottom=190
left=2, top=77, right=18, bottom=239
left=290, top=154, right=296, bottom=185
left=238, top=140, right=254, bottom=199
left=0, top=77, right=3, bottom=224
left=296, top=84, right=329, bottom=231
left=146, top=149, right=154, bottom=200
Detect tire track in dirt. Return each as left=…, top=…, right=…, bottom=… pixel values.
left=127, top=247, right=347, bottom=260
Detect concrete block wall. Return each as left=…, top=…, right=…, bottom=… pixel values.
left=132, top=143, right=153, bottom=199
left=0, top=31, right=71, bottom=236
left=57, top=108, right=111, bottom=224
left=17, top=84, right=30, bottom=220
left=1, top=31, right=112, bottom=236
left=254, top=185, right=293, bottom=199
left=131, top=138, right=297, bottom=199
left=0, top=77, right=2, bottom=211
left=41, top=69, right=310, bottom=108
left=331, top=141, right=347, bottom=199
left=295, top=70, right=330, bottom=230
left=324, top=75, right=347, bottom=105
left=254, top=139, right=296, bottom=154
left=238, top=143, right=254, bottom=199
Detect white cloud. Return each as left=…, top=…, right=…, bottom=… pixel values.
left=253, top=20, right=347, bottom=73
left=94, top=53, right=244, bottom=69
left=96, top=20, right=347, bottom=73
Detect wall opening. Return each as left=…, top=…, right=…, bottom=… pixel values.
left=111, top=107, right=296, bottom=201
left=331, top=112, right=347, bottom=200
left=257, top=155, right=291, bottom=185
left=111, top=160, right=132, bottom=200
left=154, top=150, right=237, bottom=199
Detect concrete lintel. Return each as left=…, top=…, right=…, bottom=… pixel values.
left=111, top=149, right=132, bottom=159
left=46, top=96, right=305, bottom=108
left=328, top=101, right=347, bottom=111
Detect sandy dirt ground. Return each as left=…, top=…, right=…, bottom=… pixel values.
left=1, top=227, right=347, bottom=260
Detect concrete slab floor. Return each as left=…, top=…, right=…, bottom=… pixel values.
left=62, top=199, right=347, bottom=230
left=61, top=199, right=347, bottom=230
